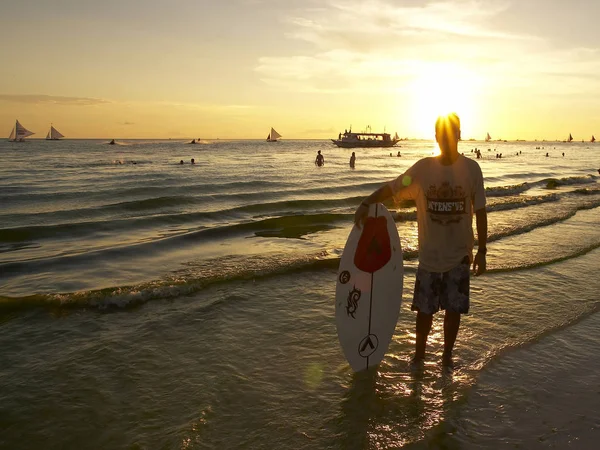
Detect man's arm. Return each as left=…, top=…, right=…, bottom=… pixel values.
left=473, top=207, right=487, bottom=275
left=353, top=183, right=394, bottom=227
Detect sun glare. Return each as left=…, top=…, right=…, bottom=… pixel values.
left=407, top=64, right=477, bottom=139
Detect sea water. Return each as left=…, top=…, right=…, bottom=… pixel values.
left=0, top=139, right=598, bottom=449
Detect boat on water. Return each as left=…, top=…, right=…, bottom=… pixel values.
left=8, top=120, right=34, bottom=142
left=266, top=127, right=281, bottom=142
left=485, top=132, right=491, bottom=142
left=592, top=135, right=596, bottom=143
left=568, top=133, right=573, bottom=142
left=331, top=129, right=400, bottom=148
left=108, top=139, right=116, bottom=145
left=189, top=139, right=196, bottom=144
left=45, top=124, right=64, bottom=140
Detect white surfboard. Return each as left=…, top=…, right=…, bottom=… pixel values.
left=335, top=203, right=403, bottom=372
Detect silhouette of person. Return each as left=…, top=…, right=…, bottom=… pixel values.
left=315, top=150, right=324, bottom=166
left=354, top=113, right=487, bottom=369
left=191, top=158, right=195, bottom=164
left=180, top=160, right=184, bottom=165
left=349, top=152, right=356, bottom=168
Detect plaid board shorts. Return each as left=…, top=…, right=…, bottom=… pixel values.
left=411, top=256, right=471, bottom=315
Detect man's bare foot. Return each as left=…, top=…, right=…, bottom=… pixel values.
left=442, top=352, right=454, bottom=369
left=409, top=355, right=424, bottom=371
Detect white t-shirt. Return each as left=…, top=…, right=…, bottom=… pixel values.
left=389, top=155, right=486, bottom=272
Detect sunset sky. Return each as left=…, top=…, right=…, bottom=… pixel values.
left=2, top=0, right=600, bottom=140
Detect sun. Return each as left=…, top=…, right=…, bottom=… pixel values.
left=407, top=63, right=478, bottom=139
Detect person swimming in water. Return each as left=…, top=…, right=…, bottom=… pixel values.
left=349, top=152, right=356, bottom=168
left=315, top=150, right=324, bottom=167
left=191, top=158, right=195, bottom=165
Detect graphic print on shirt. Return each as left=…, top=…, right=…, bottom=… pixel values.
left=426, top=181, right=467, bottom=225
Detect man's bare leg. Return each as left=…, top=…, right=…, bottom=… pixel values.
left=413, top=312, right=433, bottom=362
left=442, top=311, right=461, bottom=367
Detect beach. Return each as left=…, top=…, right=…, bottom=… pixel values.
left=1, top=138, right=599, bottom=449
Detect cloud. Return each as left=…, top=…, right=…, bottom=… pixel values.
left=0, top=94, right=110, bottom=106
left=255, top=0, right=536, bottom=93
left=284, top=0, right=520, bottom=51
left=154, top=101, right=255, bottom=113
left=303, top=127, right=336, bottom=134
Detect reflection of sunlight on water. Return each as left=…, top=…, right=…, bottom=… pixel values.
left=304, top=362, right=324, bottom=390
left=427, top=325, right=444, bottom=348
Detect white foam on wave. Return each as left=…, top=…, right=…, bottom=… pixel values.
left=485, top=182, right=530, bottom=197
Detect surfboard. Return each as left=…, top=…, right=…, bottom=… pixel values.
left=335, top=203, right=403, bottom=372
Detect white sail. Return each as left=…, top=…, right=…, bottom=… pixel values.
left=48, top=125, right=64, bottom=140
left=270, top=127, right=281, bottom=140
left=8, top=120, right=34, bottom=141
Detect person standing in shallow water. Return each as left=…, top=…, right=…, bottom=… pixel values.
left=315, top=150, right=324, bottom=166
left=349, top=152, right=356, bottom=168
left=354, top=113, right=488, bottom=369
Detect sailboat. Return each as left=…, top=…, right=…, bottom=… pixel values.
left=266, top=127, right=282, bottom=142
left=45, top=124, right=64, bottom=140
left=8, top=120, right=35, bottom=142
left=592, top=135, right=596, bottom=143
left=485, top=132, right=491, bottom=142
left=568, top=133, right=573, bottom=142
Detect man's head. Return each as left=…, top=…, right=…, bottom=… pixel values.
left=435, top=113, right=461, bottom=155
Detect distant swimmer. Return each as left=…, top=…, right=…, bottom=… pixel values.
left=562, top=152, right=565, bottom=157
left=109, top=139, right=115, bottom=145
left=349, top=152, right=356, bottom=168
left=546, top=153, right=549, bottom=157
left=315, top=150, right=324, bottom=167
left=397, top=151, right=401, bottom=157
left=191, top=158, right=195, bottom=164
left=180, top=160, right=184, bottom=165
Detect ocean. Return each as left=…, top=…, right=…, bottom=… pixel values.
left=0, top=138, right=598, bottom=449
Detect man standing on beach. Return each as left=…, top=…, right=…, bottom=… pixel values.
left=354, top=113, right=487, bottom=368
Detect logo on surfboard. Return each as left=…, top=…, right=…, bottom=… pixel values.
left=358, top=334, right=379, bottom=357
left=346, top=286, right=361, bottom=318
left=354, top=216, right=391, bottom=273
left=338, top=270, right=351, bottom=284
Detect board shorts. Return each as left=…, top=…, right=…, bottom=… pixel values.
left=411, top=256, right=470, bottom=315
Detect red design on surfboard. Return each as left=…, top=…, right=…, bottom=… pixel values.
left=354, top=216, right=391, bottom=273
